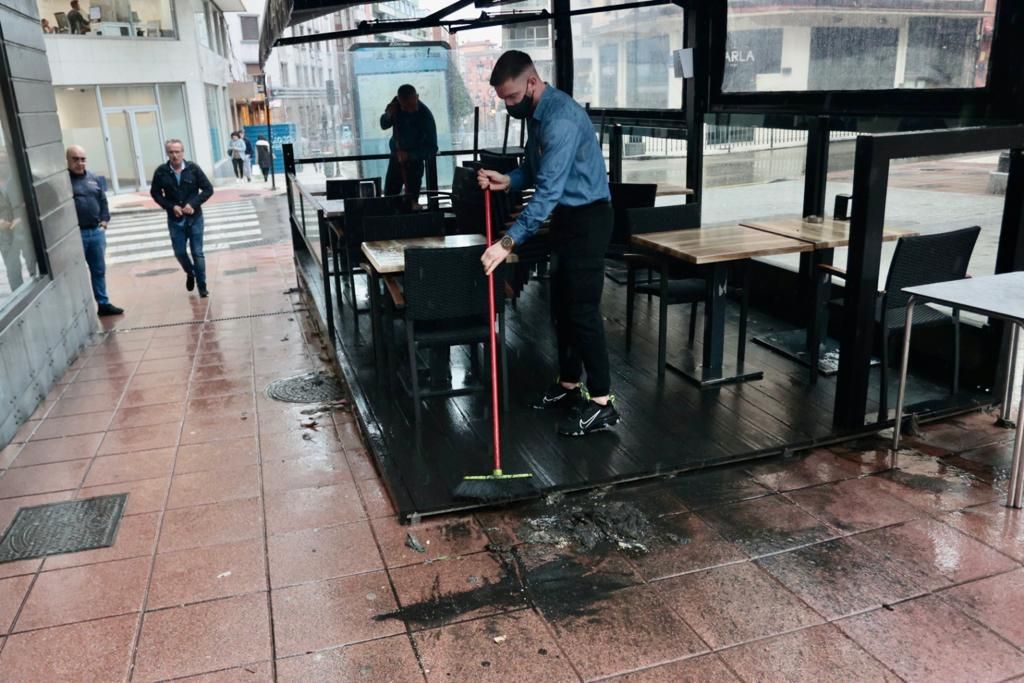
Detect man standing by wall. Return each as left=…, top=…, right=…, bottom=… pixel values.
left=150, top=139, right=214, bottom=298
left=67, top=145, right=123, bottom=317
left=379, top=84, right=437, bottom=207
left=477, top=50, right=617, bottom=437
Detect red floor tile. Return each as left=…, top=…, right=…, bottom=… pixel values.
left=258, top=427, right=345, bottom=461
left=148, top=539, right=267, bottom=610
left=180, top=415, right=259, bottom=445
left=670, top=468, right=774, bottom=510
left=942, top=569, right=1024, bottom=648
left=15, top=556, right=150, bottom=631
left=372, top=515, right=492, bottom=568
left=126, top=369, right=192, bottom=391
left=46, top=395, right=120, bottom=419
left=627, top=512, right=747, bottom=581
left=120, top=383, right=190, bottom=408
left=0, top=460, right=89, bottom=498
left=413, top=609, right=577, bottom=683
left=944, top=503, right=1024, bottom=562
left=746, top=450, right=866, bottom=492
left=166, top=465, right=261, bottom=509
left=267, top=521, right=383, bottom=588
left=345, top=447, right=381, bottom=482
left=756, top=537, right=927, bottom=620
left=696, top=494, right=837, bottom=558
left=655, top=561, right=822, bottom=650
left=873, top=453, right=1001, bottom=513
left=719, top=624, right=898, bottom=683
left=97, top=422, right=182, bottom=456
left=277, top=637, right=423, bottom=682
left=271, top=571, right=404, bottom=657
left=546, top=583, right=707, bottom=681
left=261, top=452, right=352, bottom=492
left=108, top=402, right=186, bottom=431
left=0, top=613, right=137, bottom=682
left=59, top=378, right=127, bottom=399
left=784, top=476, right=924, bottom=534
left=837, top=595, right=1024, bottom=683
left=188, top=377, right=255, bottom=400
left=603, top=654, right=738, bottom=682
left=159, top=497, right=264, bottom=553
left=73, top=361, right=137, bottom=382
left=84, top=448, right=176, bottom=487
left=43, top=512, right=160, bottom=570
left=30, top=411, right=114, bottom=441
left=134, top=356, right=195, bottom=376
left=134, top=593, right=272, bottom=682
left=854, top=518, right=1019, bottom=590
left=77, top=477, right=170, bottom=517
left=0, top=575, right=32, bottom=634
left=187, top=393, right=256, bottom=418
left=264, top=482, right=366, bottom=535
left=175, top=437, right=260, bottom=475
left=355, top=476, right=397, bottom=519
left=10, top=432, right=104, bottom=468
left=169, top=661, right=273, bottom=682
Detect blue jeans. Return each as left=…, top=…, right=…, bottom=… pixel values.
left=168, top=214, right=205, bottom=289
left=80, top=227, right=109, bottom=305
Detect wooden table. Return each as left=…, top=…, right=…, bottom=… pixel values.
left=892, top=273, right=1024, bottom=508
left=740, top=216, right=919, bottom=383
left=632, top=225, right=812, bottom=387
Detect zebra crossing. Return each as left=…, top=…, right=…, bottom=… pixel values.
left=105, top=200, right=263, bottom=265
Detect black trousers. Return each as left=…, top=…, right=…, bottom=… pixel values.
left=384, top=156, right=425, bottom=201
left=549, top=200, right=613, bottom=397
left=231, top=158, right=245, bottom=179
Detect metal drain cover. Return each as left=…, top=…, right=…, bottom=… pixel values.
left=0, top=494, right=127, bottom=563
left=266, top=371, right=345, bottom=403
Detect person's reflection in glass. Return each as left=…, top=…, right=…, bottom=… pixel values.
left=0, top=183, right=35, bottom=293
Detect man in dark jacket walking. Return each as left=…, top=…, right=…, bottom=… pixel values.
left=149, top=139, right=214, bottom=297
left=68, top=145, right=123, bottom=316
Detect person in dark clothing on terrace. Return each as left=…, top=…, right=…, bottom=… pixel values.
left=379, top=84, right=438, bottom=208
left=149, top=139, right=214, bottom=298
left=67, top=145, right=123, bottom=316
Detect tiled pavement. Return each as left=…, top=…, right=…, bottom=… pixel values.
left=0, top=245, right=1023, bottom=681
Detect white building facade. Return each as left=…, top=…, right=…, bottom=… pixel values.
left=43, top=0, right=245, bottom=192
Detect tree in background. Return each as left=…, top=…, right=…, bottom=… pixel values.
left=447, top=56, right=474, bottom=131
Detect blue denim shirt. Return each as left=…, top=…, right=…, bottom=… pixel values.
left=506, top=85, right=610, bottom=246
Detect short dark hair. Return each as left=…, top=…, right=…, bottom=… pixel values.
left=490, top=50, right=534, bottom=87
left=397, top=84, right=416, bottom=99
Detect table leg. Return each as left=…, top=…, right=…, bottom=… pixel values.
left=667, top=262, right=762, bottom=388
left=367, top=269, right=384, bottom=382
left=1007, top=324, right=1024, bottom=509
left=999, top=323, right=1019, bottom=427
left=891, top=298, right=916, bottom=463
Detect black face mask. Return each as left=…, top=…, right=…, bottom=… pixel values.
left=506, top=85, right=534, bottom=120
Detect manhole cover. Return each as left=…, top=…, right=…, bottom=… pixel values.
left=0, top=494, right=127, bottom=563
left=224, top=266, right=258, bottom=276
left=266, top=371, right=345, bottom=403
left=135, top=267, right=179, bottom=278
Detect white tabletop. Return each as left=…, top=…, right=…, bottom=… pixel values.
left=903, top=272, right=1024, bottom=322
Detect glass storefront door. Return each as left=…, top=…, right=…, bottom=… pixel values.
left=102, top=106, right=163, bottom=191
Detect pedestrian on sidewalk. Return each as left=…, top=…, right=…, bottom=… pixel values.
left=228, top=132, right=246, bottom=181
left=256, top=135, right=271, bottom=181
left=240, top=129, right=254, bottom=182
left=67, top=145, right=123, bottom=317
left=150, top=139, right=214, bottom=298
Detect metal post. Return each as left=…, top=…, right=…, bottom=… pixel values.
left=473, top=106, right=480, bottom=162
left=265, top=74, right=276, bottom=190
left=891, top=298, right=915, bottom=462
left=1007, top=341, right=1024, bottom=508
left=1000, top=323, right=1020, bottom=426
left=609, top=124, right=623, bottom=184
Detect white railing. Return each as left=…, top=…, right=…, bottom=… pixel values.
left=616, top=128, right=858, bottom=157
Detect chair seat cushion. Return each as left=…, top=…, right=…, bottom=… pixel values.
left=413, top=317, right=489, bottom=346
left=636, top=278, right=705, bottom=302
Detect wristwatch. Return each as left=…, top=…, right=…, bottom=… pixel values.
left=499, top=234, right=515, bottom=251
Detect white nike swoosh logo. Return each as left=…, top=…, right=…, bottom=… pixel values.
left=579, top=410, right=600, bottom=430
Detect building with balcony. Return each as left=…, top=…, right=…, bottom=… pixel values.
left=42, top=0, right=246, bottom=192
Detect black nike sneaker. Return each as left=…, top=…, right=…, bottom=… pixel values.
left=557, top=399, right=620, bottom=436
left=532, top=381, right=587, bottom=410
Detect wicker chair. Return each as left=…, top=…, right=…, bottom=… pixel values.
left=388, top=245, right=508, bottom=428
left=363, top=211, right=446, bottom=241
left=815, top=225, right=981, bottom=422
left=326, top=177, right=381, bottom=200
left=608, top=182, right=658, bottom=260
left=338, top=195, right=410, bottom=328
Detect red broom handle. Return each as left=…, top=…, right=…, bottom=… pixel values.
left=484, top=189, right=501, bottom=472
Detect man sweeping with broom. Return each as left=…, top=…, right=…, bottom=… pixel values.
left=478, top=50, right=619, bottom=438
left=380, top=84, right=437, bottom=210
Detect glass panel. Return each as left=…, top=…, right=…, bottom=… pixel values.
left=240, top=15, right=258, bottom=41
left=105, top=110, right=139, bottom=190
left=158, top=84, right=192, bottom=153
left=723, top=0, right=997, bottom=93
left=572, top=3, right=684, bottom=109
left=133, top=110, right=163, bottom=184
left=205, top=84, right=225, bottom=163
left=55, top=87, right=111, bottom=181
left=100, top=85, right=157, bottom=107
left=0, top=93, right=40, bottom=305
left=38, top=0, right=176, bottom=38
left=195, top=0, right=209, bottom=47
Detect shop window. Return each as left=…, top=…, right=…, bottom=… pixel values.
left=240, top=14, right=258, bottom=42
left=0, top=93, right=42, bottom=308
left=723, top=0, right=997, bottom=92
left=39, top=0, right=176, bottom=38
